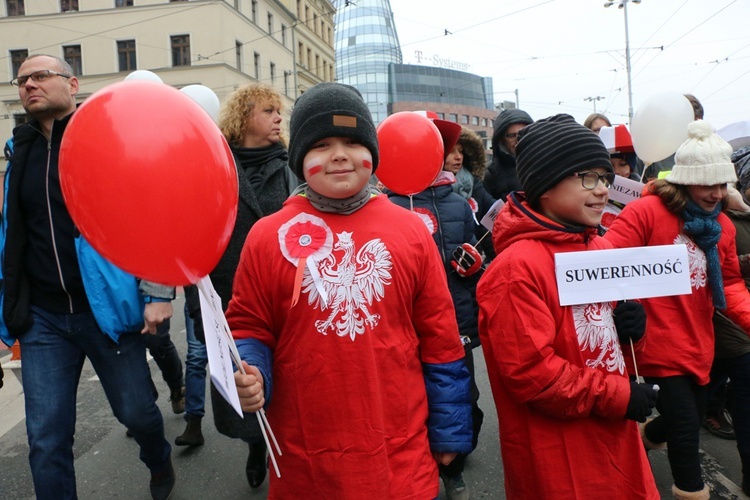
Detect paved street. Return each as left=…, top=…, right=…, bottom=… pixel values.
left=0, top=291, right=748, bottom=499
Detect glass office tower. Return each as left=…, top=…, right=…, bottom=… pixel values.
left=333, top=0, right=402, bottom=125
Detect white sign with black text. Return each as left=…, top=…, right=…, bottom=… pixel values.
left=555, top=244, right=691, bottom=306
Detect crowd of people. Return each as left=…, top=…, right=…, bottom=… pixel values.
left=3, top=52, right=750, bottom=500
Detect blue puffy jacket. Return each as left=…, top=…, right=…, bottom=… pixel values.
left=388, top=181, right=482, bottom=346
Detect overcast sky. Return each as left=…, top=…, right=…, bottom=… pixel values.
left=388, top=0, right=749, bottom=130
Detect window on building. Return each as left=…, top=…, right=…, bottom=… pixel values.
left=117, top=40, right=136, bottom=72
left=171, top=35, right=191, bottom=67
left=10, top=49, right=28, bottom=78
left=281, top=25, right=287, bottom=47
left=284, top=70, right=290, bottom=96
left=313, top=14, right=318, bottom=34
left=14, top=113, right=29, bottom=127
left=61, top=0, right=78, bottom=11
left=437, top=113, right=445, bottom=120
left=321, top=20, right=325, bottom=40
left=460, top=115, right=469, bottom=124
left=6, top=0, right=25, bottom=16
left=254, top=52, right=260, bottom=79
left=63, top=45, right=82, bottom=75
left=315, top=55, right=319, bottom=77
left=471, top=116, right=479, bottom=125
left=298, top=42, right=304, bottom=65
left=482, top=118, right=487, bottom=127
left=270, top=62, right=276, bottom=83
left=235, top=41, right=242, bottom=71
left=251, top=0, right=257, bottom=23
left=305, top=6, right=309, bottom=26
left=296, top=0, right=300, bottom=17
left=449, top=113, right=458, bottom=122
left=327, top=27, right=332, bottom=45
left=115, top=0, right=133, bottom=6
left=306, top=48, right=312, bottom=70
left=267, top=13, right=273, bottom=35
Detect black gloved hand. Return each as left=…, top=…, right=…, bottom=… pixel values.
left=613, top=301, right=646, bottom=345
left=625, top=381, right=658, bottom=422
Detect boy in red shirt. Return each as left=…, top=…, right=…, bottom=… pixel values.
left=477, top=114, right=660, bottom=499
left=227, top=83, right=472, bottom=499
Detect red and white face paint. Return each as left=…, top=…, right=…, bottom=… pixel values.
left=303, top=137, right=373, bottom=199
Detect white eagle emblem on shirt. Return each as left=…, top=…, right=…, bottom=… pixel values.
left=674, top=233, right=706, bottom=289
left=573, top=302, right=624, bottom=374
left=302, top=231, right=393, bottom=340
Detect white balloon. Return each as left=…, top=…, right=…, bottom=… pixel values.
left=180, top=85, right=221, bottom=123
left=631, top=92, right=695, bottom=164
left=124, top=70, right=163, bottom=83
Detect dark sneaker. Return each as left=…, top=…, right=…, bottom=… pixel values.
left=442, top=473, right=470, bottom=500
left=169, top=386, right=185, bottom=414
left=150, top=458, right=175, bottom=500
left=703, top=410, right=735, bottom=440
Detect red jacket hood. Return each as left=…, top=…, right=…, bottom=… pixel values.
left=493, top=192, right=602, bottom=254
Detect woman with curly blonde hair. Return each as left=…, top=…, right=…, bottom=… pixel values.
left=182, top=82, right=296, bottom=489
left=219, top=83, right=288, bottom=147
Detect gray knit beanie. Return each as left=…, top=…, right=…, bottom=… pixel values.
left=288, top=82, right=379, bottom=180
left=516, top=114, right=612, bottom=204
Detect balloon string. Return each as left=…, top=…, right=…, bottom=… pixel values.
left=409, top=195, right=414, bottom=212
left=629, top=337, right=641, bottom=383
left=290, top=256, right=307, bottom=308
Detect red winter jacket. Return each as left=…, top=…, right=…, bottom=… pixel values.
left=477, top=193, right=658, bottom=500
left=605, top=193, right=750, bottom=384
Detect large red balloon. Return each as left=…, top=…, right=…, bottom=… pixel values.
left=60, top=80, right=238, bottom=286
left=376, top=112, right=444, bottom=195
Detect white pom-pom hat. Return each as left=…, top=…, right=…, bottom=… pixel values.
left=666, top=120, right=737, bottom=186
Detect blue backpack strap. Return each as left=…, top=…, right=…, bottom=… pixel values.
left=0, top=138, right=12, bottom=346
left=3, top=137, right=12, bottom=161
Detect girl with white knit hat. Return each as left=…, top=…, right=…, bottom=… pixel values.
left=605, top=120, right=750, bottom=499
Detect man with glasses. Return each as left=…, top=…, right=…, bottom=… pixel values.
left=483, top=108, right=534, bottom=203
left=2, top=54, right=176, bottom=500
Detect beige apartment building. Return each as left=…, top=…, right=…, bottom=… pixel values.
left=0, top=0, right=335, bottom=139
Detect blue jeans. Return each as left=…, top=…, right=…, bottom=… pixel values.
left=184, top=304, right=208, bottom=418
left=143, top=318, right=184, bottom=393
left=19, top=306, right=171, bottom=500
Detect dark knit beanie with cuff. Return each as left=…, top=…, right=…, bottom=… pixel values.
left=288, top=82, right=379, bottom=180
left=516, top=113, right=612, bottom=205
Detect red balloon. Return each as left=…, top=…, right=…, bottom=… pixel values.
left=376, top=112, right=444, bottom=195
left=60, top=80, right=238, bottom=286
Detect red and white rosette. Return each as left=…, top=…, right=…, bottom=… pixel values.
left=278, top=213, right=333, bottom=307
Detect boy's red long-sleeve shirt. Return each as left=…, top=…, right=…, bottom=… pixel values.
left=226, top=194, right=468, bottom=499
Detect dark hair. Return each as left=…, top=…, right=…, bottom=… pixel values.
left=684, top=94, right=704, bottom=120
left=649, top=178, right=727, bottom=216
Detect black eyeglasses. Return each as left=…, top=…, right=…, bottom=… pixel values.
left=574, top=171, right=615, bottom=190
left=10, top=69, right=72, bottom=87
left=505, top=132, right=519, bottom=140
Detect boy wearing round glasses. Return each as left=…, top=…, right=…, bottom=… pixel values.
left=477, top=114, right=659, bottom=499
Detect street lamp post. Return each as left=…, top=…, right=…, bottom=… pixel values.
left=584, top=96, right=605, bottom=113
left=604, top=0, right=641, bottom=124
